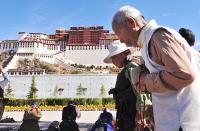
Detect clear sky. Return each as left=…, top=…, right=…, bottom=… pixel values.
left=1, top=0, right=200, bottom=49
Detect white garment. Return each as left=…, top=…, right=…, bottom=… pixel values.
left=0, top=72, right=9, bottom=90
left=138, top=20, right=200, bottom=131
left=192, top=47, right=200, bottom=70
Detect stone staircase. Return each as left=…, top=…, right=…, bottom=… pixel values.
left=0, top=50, right=17, bottom=71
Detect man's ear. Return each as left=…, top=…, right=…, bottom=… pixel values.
left=126, top=16, right=137, bottom=29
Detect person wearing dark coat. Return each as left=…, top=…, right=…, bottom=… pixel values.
left=59, top=101, right=81, bottom=131
left=99, top=108, right=113, bottom=123
left=47, top=121, right=60, bottom=131
left=104, top=40, right=138, bottom=131
left=18, top=104, right=42, bottom=131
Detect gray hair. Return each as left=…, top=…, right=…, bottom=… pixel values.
left=112, top=5, right=144, bottom=28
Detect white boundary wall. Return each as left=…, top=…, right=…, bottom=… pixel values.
left=4, top=74, right=117, bottom=98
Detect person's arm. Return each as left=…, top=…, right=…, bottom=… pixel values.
left=31, top=108, right=42, bottom=120
left=139, top=29, right=196, bottom=93
left=75, top=107, right=81, bottom=119
left=61, top=107, right=65, bottom=120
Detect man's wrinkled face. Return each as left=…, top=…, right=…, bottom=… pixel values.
left=113, top=23, right=138, bottom=47
left=111, top=53, right=126, bottom=68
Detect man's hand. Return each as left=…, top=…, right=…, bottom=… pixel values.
left=130, top=67, right=147, bottom=93
left=139, top=73, right=148, bottom=92
left=108, top=88, right=115, bottom=95
left=127, top=55, right=144, bottom=65
left=133, top=82, right=146, bottom=93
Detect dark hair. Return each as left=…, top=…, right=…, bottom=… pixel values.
left=103, top=108, right=108, bottom=113
left=179, top=28, right=195, bottom=46
left=68, top=101, right=75, bottom=105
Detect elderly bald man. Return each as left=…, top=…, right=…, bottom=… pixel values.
left=112, top=5, right=200, bottom=131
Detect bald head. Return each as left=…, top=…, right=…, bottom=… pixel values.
left=112, top=5, right=146, bottom=47
left=112, top=5, right=145, bottom=29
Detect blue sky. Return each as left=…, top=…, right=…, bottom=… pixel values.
left=1, top=0, right=200, bottom=49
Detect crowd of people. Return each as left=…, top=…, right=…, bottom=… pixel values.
left=17, top=101, right=82, bottom=131
left=18, top=102, right=114, bottom=131
left=0, top=4, right=200, bottom=131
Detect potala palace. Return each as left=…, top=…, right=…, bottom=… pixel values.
left=0, top=26, right=141, bottom=98
left=0, top=26, right=141, bottom=74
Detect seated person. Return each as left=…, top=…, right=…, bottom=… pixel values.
left=99, top=108, right=113, bottom=123
left=47, top=121, right=60, bottom=131
left=91, top=108, right=114, bottom=131
left=59, top=101, right=81, bottom=131
left=19, top=103, right=42, bottom=131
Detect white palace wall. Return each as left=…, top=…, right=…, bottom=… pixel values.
left=54, top=45, right=112, bottom=66
left=54, top=45, right=142, bottom=66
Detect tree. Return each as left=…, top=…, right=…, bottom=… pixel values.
left=90, top=65, right=95, bottom=69
left=27, top=76, right=38, bottom=99
left=76, top=83, right=87, bottom=96
left=4, top=82, right=14, bottom=98
left=100, top=84, right=106, bottom=97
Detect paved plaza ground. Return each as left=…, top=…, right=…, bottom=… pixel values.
left=0, top=110, right=116, bottom=131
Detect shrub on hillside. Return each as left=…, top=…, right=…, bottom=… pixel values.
left=71, top=70, right=83, bottom=74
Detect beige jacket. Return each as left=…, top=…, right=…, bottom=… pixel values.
left=139, top=28, right=196, bottom=92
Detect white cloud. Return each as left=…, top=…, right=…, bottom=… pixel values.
left=162, top=13, right=176, bottom=17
